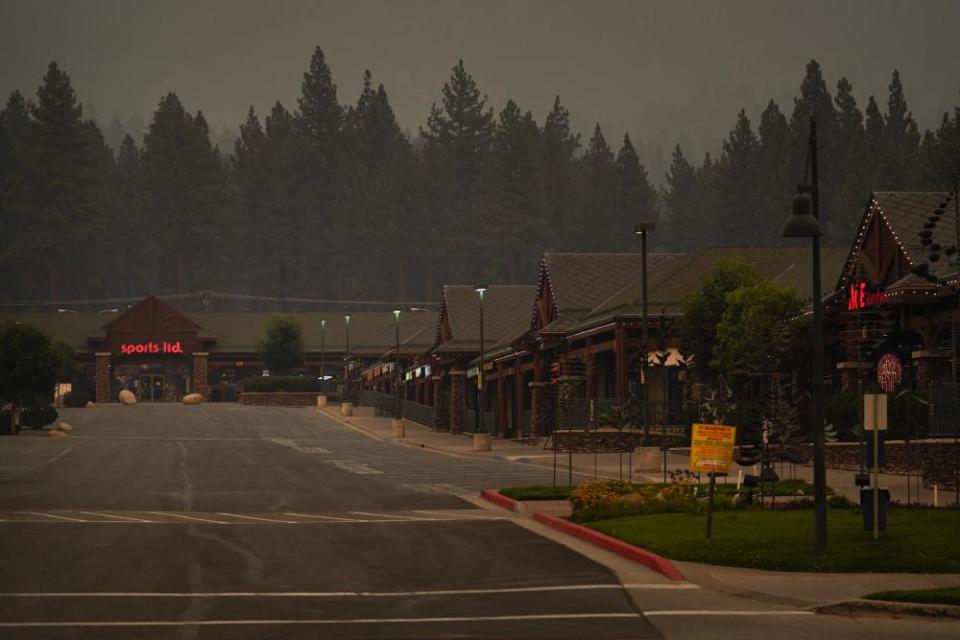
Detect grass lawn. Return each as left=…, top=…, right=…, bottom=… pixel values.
left=587, top=508, right=960, bottom=572
left=865, top=587, right=960, bottom=606
left=498, top=479, right=819, bottom=502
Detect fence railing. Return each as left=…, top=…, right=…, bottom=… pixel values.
left=357, top=389, right=396, bottom=417
left=402, top=400, right=435, bottom=429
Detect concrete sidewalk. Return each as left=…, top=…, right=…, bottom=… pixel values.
left=320, top=403, right=957, bottom=506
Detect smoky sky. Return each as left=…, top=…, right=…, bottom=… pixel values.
left=2, top=0, right=958, bottom=181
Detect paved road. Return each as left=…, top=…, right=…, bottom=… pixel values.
left=0, top=405, right=656, bottom=639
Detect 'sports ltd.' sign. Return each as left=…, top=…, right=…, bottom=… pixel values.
left=120, top=341, right=185, bottom=355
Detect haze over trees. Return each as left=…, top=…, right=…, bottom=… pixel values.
left=1, top=53, right=958, bottom=304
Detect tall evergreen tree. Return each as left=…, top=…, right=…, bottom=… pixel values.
left=542, top=96, right=580, bottom=250
left=578, top=123, right=617, bottom=250
left=757, top=100, right=792, bottom=242
left=716, top=110, right=762, bottom=244
left=112, top=134, right=141, bottom=297
left=919, top=108, right=960, bottom=189
left=832, top=78, right=868, bottom=238
left=880, top=70, right=922, bottom=188
left=615, top=133, right=658, bottom=251
left=662, top=145, right=699, bottom=250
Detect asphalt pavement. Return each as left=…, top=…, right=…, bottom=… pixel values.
left=0, top=404, right=657, bottom=639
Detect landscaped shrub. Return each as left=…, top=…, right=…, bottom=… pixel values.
left=20, top=405, right=58, bottom=428
left=63, top=389, right=92, bottom=407
left=241, top=376, right=323, bottom=393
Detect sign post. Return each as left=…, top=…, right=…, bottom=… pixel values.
left=864, top=393, right=888, bottom=540
left=690, top=423, right=737, bottom=542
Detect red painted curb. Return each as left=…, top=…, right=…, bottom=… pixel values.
left=480, top=489, right=521, bottom=512
left=533, top=512, right=685, bottom=581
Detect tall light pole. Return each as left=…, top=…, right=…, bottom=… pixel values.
left=320, top=319, right=326, bottom=388
left=634, top=223, right=654, bottom=443
left=475, top=284, right=488, bottom=438
left=394, top=309, right=402, bottom=420
left=782, top=115, right=827, bottom=557
left=344, top=314, right=351, bottom=397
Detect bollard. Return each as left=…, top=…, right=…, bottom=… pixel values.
left=341, top=402, right=353, bottom=417
left=391, top=419, right=405, bottom=438
left=317, top=395, right=328, bottom=408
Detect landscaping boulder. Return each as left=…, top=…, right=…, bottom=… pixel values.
left=48, top=429, right=67, bottom=438
left=85, top=401, right=94, bottom=408
left=54, top=422, right=73, bottom=433
left=182, top=393, right=203, bottom=405
left=118, top=390, right=137, bottom=405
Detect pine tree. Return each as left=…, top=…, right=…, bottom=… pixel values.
left=615, top=133, right=658, bottom=251
left=578, top=123, right=617, bottom=250
left=880, top=70, right=922, bottom=188
left=716, top=109, right=762, bottom=244
left=112, top=134, right=141, bottom=297
left=420, top=60, right=495, bottom=287
left=919, top=108, right=959, bottom=189
left=832, top=77, right=868, bottom=238
left=232, top=106, right=268, bottom=295
left=757, top=100, right=792, bottom=243
left=0, top=91, right=33, bottom=300
left=140, top=93, right=224, bottom=296
left=542, top=96, right=580, bottom=250
left=662, top=145, right=698, bottom=250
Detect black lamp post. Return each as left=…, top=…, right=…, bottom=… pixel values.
left=344, top=314, right=351, bottom=397
left=781, top=115, right=827, bottom=557
left=394, top=309, right=402, bottom=420
left=475, top=284, right=488, bottom=436
left=634, top=223, right=654, bottom=442
left=320, top=319, right=326, bottom=388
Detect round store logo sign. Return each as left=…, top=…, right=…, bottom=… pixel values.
left=876, top=353, right=902, bottom=393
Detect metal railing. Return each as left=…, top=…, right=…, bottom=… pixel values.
left=402, top=400, right=435, bottom=428
left=357, top=389, right=396, bottom=417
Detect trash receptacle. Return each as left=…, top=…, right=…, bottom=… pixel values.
left=860, top=487, right=890, bottom=531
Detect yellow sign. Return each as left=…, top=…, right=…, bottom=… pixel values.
left=690, top=423, right=737, bottom=473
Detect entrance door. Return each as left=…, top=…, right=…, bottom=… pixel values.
left=139, top=375, right=165, bottom=402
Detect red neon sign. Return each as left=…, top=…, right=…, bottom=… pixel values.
left=847, top=281, right=887, bottom=311
left=120, top=341, right=184, bottom=355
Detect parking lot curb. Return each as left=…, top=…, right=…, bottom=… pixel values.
left=815, top=598, right=960, bottom=619
left=480, top=489, right=525, bottom=512
left=532, top=511, right=685, bottom=581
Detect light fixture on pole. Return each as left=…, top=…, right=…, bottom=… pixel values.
left=344, top=314, right=351, bottom=398
left=634, top=222, right=654, bottom=443
left=320, top=319, right=327, bottom=385
left=474, top=284, right=488, bottom=448
left=394, top=309, right=402, bottom=421
left=781, top=115, right=827, bottom=557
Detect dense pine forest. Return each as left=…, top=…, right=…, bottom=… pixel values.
left=1, top=48, right=958, bottom=304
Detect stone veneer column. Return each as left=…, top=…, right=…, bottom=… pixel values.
left=95, top=352, right=112, bottom=403
left=431, top=375, right=447, bottom=430
left=528, top=381, right=549, bottom=437
left=193, top=352, right=210, bottom=399
left=448, top=371, right=466, bottom=434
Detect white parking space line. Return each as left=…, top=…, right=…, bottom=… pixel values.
left=23, top=512, right=89, bottom=522
left=0, top=584, right=626, bottom=598
left=78, top=511, right=151, bottom=523
left=644, top=610, right=813, bottom=616
left=145, top=512, right=229, bottom=524
left=349, top=511, right=424, bottom=521
left=281, top=512, right=355, bottom=521
left=0, top=612, right=642, bottom=628
left=410, top=510, right=499, bottom=520
left=216, top=513, right=298, bottom=524
left=622, top=583, right=701, bottom=590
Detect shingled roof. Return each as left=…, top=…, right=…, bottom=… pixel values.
left=576, top=246, right=849, bottom=331
left=349, top=313, right=437, bottom=357
left=434, top=285, right=537, bottom=354
left=533, top=253, right=680, bottom=333
left=837, top=191, right=957, bottom=293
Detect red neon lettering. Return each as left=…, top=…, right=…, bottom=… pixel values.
left=119, top=341, right=183, bottom=356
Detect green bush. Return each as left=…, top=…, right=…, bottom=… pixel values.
left=64, top=389, right=92, bottom=407
left=241, top=376, right=323, bottom=393
left=20, top=405, right=58, bottom=428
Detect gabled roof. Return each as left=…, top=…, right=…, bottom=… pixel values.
left=434, top=285, right=537, bottom=354
left=577, top=246, right=849, bottom=331
left=349, top=313, right=437, bottom=357
left=837, top=192, right=956, bottom=292
left=102, top=295, right=201, bottom=334
left=533, top=253, right=680, bottom=332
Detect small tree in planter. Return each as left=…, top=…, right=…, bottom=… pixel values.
left=0, top=322, right=62, bottom=434
left=257, top=316, right=305, bottom=375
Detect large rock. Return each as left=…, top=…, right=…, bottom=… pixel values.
left=54, top=422, right=73, bottom=433
left=85, top=401, right=95, bottom=408
left=48, top=429, right=67, bottom=437
left=118, top=389, right=137, bottom=405
left=182, top=393, right=203, bottom=405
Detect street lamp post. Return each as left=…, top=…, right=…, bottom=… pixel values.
left=320, top=319, right=326, bottom=389
left=344, top=314, right=351, bottom=399
left=394, top=309, right=402, bottom=420
left=475, top=285, right=489, bottom=449
left=634, top=223, right=654, bottom=443
left=781, top=115, right=827, bottom=557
